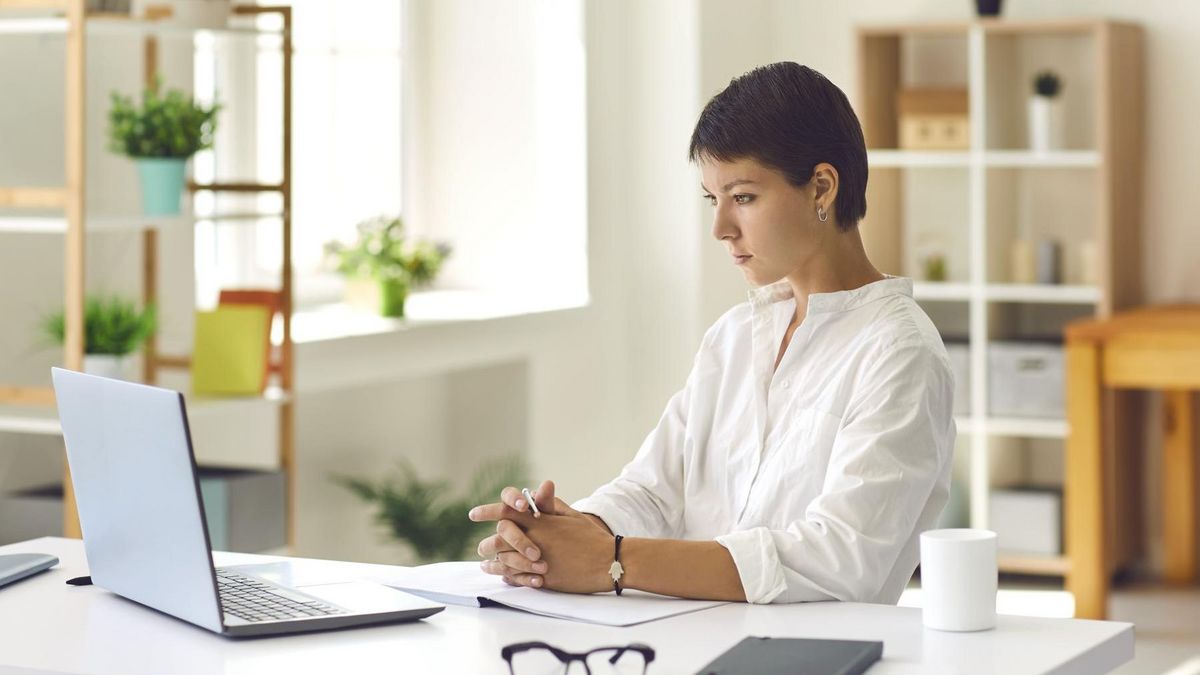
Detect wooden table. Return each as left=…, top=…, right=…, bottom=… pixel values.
left=1066, top=305, right=1200, bottom=619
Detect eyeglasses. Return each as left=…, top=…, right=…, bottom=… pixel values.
left=501, top=641, right=655, bottom=675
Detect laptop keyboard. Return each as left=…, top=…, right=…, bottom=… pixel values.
left=216, top=569, right=346, bottom=623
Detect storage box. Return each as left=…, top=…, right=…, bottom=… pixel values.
left=0, top=485, right=62, bottom=545
left=989, top=487, right=1063, bottom=556
left=897, top=88, right=970, bottom=150
left=988, top=341, right=1065, bottom=419
left=945, top=341, right=970, bottom=416
left=198, top=468, right=285, bottom=553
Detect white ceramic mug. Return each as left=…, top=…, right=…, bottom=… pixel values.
left=920, top=528, right=998, bottom=631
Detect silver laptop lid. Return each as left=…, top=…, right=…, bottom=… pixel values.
left=51, top=367, right=223, bottom=632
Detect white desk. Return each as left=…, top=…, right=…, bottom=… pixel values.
left=0, top=538, right=1132, bottom=675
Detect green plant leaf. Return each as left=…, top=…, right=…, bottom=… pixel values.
left=332, top=454, right=528, bottom=563
left=41, top=296, right=157, bottom=356
left=107, top=75, right=220, bottom=159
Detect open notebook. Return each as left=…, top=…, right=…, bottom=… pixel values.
left=376, top=561, right=727, bottom=627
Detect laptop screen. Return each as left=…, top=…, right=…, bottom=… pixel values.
left=52, top=368, right=224, bottom=632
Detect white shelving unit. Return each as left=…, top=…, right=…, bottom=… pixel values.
left=857, top=19, right=1143, bottom=577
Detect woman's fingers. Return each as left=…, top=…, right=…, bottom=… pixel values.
left=500, top=486, right=527, bottom=513
left=497, top=551, right=547, bottom=575
left=476, top=534, right=515, bottom=559
left=468, top=502, right=526, bottom=523
left=479, top=557, right=545, bottom=587
left=496, top=519, right=541, bottom=561
left=503, top=572, right=545, bottom=588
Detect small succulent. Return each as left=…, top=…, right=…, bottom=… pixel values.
left=1033, top=71, right=1062, bottom=98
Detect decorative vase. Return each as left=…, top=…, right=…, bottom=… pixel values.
left=83, top=354, right=131, bottom=381
left=1027, top=96, right=1065, bottom=152
left=974, top=0, right=1003, bottom=16
left=378, top=277, right=409, bottom=318
left=135, top=157, right=188, bottom=215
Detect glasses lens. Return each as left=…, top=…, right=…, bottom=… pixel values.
left=510, top=648, right=571, bottom=675
left=585, top=648, right=648, bottom=675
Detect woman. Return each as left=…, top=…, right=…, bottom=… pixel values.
left=468, top=62, right=955, bottom=605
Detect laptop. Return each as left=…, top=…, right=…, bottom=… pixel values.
left=51, top=367, right=444, bottom=637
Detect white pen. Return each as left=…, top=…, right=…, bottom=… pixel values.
left=521, top=487, right=541, bottom=517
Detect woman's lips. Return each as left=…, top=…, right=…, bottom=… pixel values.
left=733, top=254, right=752, bottom=265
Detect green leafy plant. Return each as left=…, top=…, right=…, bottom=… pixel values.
left=42, top=296, right=157, bottom=356
left=107, top=77, right=220, bottom=158
left=323, top=215, right=451, bottom=286
left=1033, top=71, right=1062, bottom=98
left=333, top=455, right=527, bottom=563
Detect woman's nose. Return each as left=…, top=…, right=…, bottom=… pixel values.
left=711, top=207, right=738, bottom=241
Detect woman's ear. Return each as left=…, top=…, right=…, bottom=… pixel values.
left=811, top=162, right=840, bottom=219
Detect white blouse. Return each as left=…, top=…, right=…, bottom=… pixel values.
left=572, top=276, right=955, bottom=604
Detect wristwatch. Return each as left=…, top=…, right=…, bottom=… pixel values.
left=609, top=534, right=625, bottom=595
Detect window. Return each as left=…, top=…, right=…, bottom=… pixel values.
left=194, top=0, right=403, bottom=307
left=194, top=0, right=588, bottom=320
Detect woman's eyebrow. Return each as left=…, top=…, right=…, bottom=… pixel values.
left=700, top=179, right=757, bottom=193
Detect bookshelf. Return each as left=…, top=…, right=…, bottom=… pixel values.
left=0, top=1, right=297, bottom=547
left=856, top=18, right=1143, bottom=580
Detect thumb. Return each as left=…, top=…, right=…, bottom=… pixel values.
left=534, top=479, right=560, bottom=514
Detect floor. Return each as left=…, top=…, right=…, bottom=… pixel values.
left=899, top=579, right=1200, bottom=674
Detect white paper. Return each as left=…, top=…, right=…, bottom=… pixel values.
left=377, top=561, right=727, bottom=626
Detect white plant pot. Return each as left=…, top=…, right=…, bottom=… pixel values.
left=1028, top=96, right=1065, bottom=152
left=83, top=354, right=132, bottom=381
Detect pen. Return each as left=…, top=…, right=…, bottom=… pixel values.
left=521, top=487, right=541, bottom=518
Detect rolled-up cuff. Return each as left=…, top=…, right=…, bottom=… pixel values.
left=571, top=496, right=640, bottom=538
left=716, top=527, right=788, bottom=604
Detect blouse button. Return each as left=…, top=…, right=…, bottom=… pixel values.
left=782, top=380, right=790, bottom=389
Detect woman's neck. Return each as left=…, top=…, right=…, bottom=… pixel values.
left=783, top=226, right=885, bottom=324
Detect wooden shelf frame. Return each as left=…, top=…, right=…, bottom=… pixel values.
left=0, top=2, right=297, bottom=550
left=856, top=19, right=1144, bottom=591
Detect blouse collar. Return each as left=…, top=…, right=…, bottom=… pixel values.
left=747, top=275, right=913, bottom=316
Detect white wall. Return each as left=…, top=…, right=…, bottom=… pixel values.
left=4, top=1, right=1196, bottom=572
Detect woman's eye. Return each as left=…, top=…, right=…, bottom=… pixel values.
left=703, top=194, right=716, bottom=206
left=733, top=194, right=754, bottom=205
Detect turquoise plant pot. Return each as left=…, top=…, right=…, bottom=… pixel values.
left=135, top=157, right=188, bottom=216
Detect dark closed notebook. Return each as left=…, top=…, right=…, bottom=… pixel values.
left=696, top=636, right=883, bottom=675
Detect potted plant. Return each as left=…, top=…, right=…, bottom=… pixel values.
left=107, top=77, right=220, bottom=216
left=1028, top=70, right=1064, bottom=152
left=333, top=456, right=526, bottom=563
left=324, top=215, right=451, bottom=318
left=42, top=296, right=157, bottom=381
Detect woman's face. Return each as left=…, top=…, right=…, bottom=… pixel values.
left=700, top=156, right=829, bottom=287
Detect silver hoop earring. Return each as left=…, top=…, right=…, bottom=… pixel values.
left=817, top=207, right=829, bottom=223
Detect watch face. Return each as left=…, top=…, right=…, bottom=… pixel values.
left=609, top=560, right=625, bottom=582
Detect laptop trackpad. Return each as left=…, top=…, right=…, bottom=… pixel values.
left=297, top=580, right=444, bottom=613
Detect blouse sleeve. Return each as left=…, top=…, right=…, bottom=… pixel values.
left=715, top=339, right=956, bottom=604
left=570, top=336, right=710, bottom=539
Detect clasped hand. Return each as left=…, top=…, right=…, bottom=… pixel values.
left=469, top=480, right=614, bottom=594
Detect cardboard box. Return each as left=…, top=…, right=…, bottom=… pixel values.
left=897, top=88, right=970, bottom=150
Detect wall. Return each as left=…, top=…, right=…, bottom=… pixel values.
left=4, top=1, right=1195, bottom=573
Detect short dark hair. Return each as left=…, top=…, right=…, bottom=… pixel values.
left=689, top=62, right=868, bottom=230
